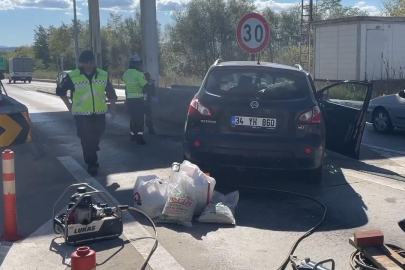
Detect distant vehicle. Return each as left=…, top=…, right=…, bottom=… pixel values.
left=56, top=70, right=72, bottom=85
left=367, top=90, right=405, bottom=134
left=8, top=57, right=33, bottom=84
left=183, top=60, right=373, bottom=184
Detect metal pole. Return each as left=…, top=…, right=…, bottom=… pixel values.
left=250, top=54, right=255, bottom=61
left=88, top=0, right=102, bottom=67
left=309, top=0, right=313, bottom=75
left=73, top=0, right=80, bottom=68
left=141, top=0, right=159, bottom=86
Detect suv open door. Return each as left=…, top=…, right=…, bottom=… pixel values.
left=316, top=81, right=373, bottom=159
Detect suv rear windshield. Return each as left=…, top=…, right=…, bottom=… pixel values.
left=204, top=67, right=310, bottom=100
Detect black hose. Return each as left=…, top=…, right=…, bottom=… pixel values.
left=350, top=244, right=405, bottom=269
left=224, top=186, right=327, bottom=270
left=127, top=207, right=158, bottom=270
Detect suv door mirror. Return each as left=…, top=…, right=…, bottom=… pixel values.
left=398, top=90, right=405, bottom=99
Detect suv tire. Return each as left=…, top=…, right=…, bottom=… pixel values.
left=306, top=166, right=323, bottom=185
left=373, top=108, right=394, bottom=134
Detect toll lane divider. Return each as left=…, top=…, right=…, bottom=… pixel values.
left=0, top=95, right=33, bottom=147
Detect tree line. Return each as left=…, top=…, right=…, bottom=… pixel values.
left=2, top=0, right=402, bottom=80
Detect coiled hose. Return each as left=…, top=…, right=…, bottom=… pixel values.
left=350, top=243, right=405, bottom=269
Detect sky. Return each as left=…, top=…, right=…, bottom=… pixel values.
left=0, top=0, right=381, bottom=47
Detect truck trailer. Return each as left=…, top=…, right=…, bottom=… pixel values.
left=312, top=17, right=405, bottom=81
left=9, top=57, right=33, bottom=84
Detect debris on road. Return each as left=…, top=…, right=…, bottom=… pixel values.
left=133, top=175, right=170, bottom=219
left=197, top=190, right=239, bottom=225
left=170, top=161, right=216, bottom=215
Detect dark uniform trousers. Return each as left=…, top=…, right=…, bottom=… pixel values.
left=127, top=98, right=145, bottom=134
left=74, top=114, right=106, bottom=166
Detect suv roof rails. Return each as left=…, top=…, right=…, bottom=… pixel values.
left=214, top=58, right=224, bottom=65
left=294, top=64, right=303, bottom=71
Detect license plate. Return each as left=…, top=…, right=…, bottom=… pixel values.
left=231, top=116, right=276, bottom=128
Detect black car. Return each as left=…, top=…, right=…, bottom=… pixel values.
left=183, top=60, right=373, bottom=183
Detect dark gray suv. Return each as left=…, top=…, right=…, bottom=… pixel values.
left=184, top=60, right=373, bottom=183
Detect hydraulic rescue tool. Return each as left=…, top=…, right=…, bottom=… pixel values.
left=53, top=184, right=127, bottom=245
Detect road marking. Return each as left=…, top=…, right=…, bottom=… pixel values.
left=0, top=219, right=75, bottom=270
left=342, top=168, right=405, bottom=191
left=362, top=143, right=405, bottom=156
left=57, top=156, right=185, bottom=270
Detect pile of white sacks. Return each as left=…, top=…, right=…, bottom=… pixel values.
left=133, top=161, right=239, bottom=227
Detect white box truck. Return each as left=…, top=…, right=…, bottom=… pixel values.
left=313, top=17, right=405, bottom=81
left=9, top=57, right=33, bottom=84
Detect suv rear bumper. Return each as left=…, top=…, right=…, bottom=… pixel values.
left=184, top=133, right=324, bottom=170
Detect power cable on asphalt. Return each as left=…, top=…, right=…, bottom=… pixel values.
left=223, top=186, right=328, bottom=270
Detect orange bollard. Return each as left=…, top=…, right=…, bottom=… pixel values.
left=1, top=149, right=22, bottom=242
left=71, top=247, right=97, bottom=270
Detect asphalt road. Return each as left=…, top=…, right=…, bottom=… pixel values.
left=1, top=80, right=405, bottom=270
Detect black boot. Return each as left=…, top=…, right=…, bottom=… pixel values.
left=148, top=126, right=156, bottom=135
left=136, top=135, right=147, bottom=145
left=87, top=164, right=98, bottom=176
left=399, top=219, right=405, bottom=233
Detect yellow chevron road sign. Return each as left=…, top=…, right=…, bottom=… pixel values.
left=0, top=112, right=32, bottom=147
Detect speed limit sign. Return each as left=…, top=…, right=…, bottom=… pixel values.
left=237, top=13, right=270, bottom=54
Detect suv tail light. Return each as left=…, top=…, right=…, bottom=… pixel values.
left=298, top=106, right=322, bottom=123
left=188, top=98, right=212, bottom=116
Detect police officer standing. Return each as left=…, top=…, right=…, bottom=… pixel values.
left=122, top=54, right=148, bottom=145
left=56, top=50, right=117, bottom=176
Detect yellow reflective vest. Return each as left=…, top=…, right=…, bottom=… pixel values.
left=122, top=69, right=147, bottom=99
left=69, top=68, right=108, bottom=115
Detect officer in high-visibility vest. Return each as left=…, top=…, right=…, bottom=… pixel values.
left=122, top=54, right=148, bottom=145
left=56, top=50, right=117, bottom=176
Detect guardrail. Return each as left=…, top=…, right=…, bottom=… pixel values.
left=28, top=79, right=199, bottom=125
left=31, top=78, right=125, bottom=89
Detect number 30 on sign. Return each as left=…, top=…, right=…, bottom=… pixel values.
left=237, top=13, right=270, bottom=54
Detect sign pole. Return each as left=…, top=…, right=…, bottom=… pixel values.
left=250, top=54, right=255, bottom=61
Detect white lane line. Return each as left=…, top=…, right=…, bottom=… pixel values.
left=362, top=143, right=405, bottom=156
left=342, top=168, right=405, bottom=191
left=57, top=156, right=185, bottom=270
left=0, top=219, right=75, bottom=270
left=366, top=148, right=405, bottom=168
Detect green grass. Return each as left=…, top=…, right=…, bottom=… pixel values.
left=33, top=70, right=58, bottom=80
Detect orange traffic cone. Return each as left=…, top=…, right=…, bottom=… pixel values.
left=1, top=149, right=22, bottom=242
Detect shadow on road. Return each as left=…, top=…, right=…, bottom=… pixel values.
left=5, top=108, right=403, bottom=244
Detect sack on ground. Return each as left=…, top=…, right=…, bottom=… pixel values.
left=170, top=161, right=216, bottom=215
left=133, top=175, right=170, bottom=219
left=159, top=172, right=196, bottom=227
left=197, top=190, right=239, bottom=225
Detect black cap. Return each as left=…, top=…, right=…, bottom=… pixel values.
left=79, top=50, right=95, bottom=63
